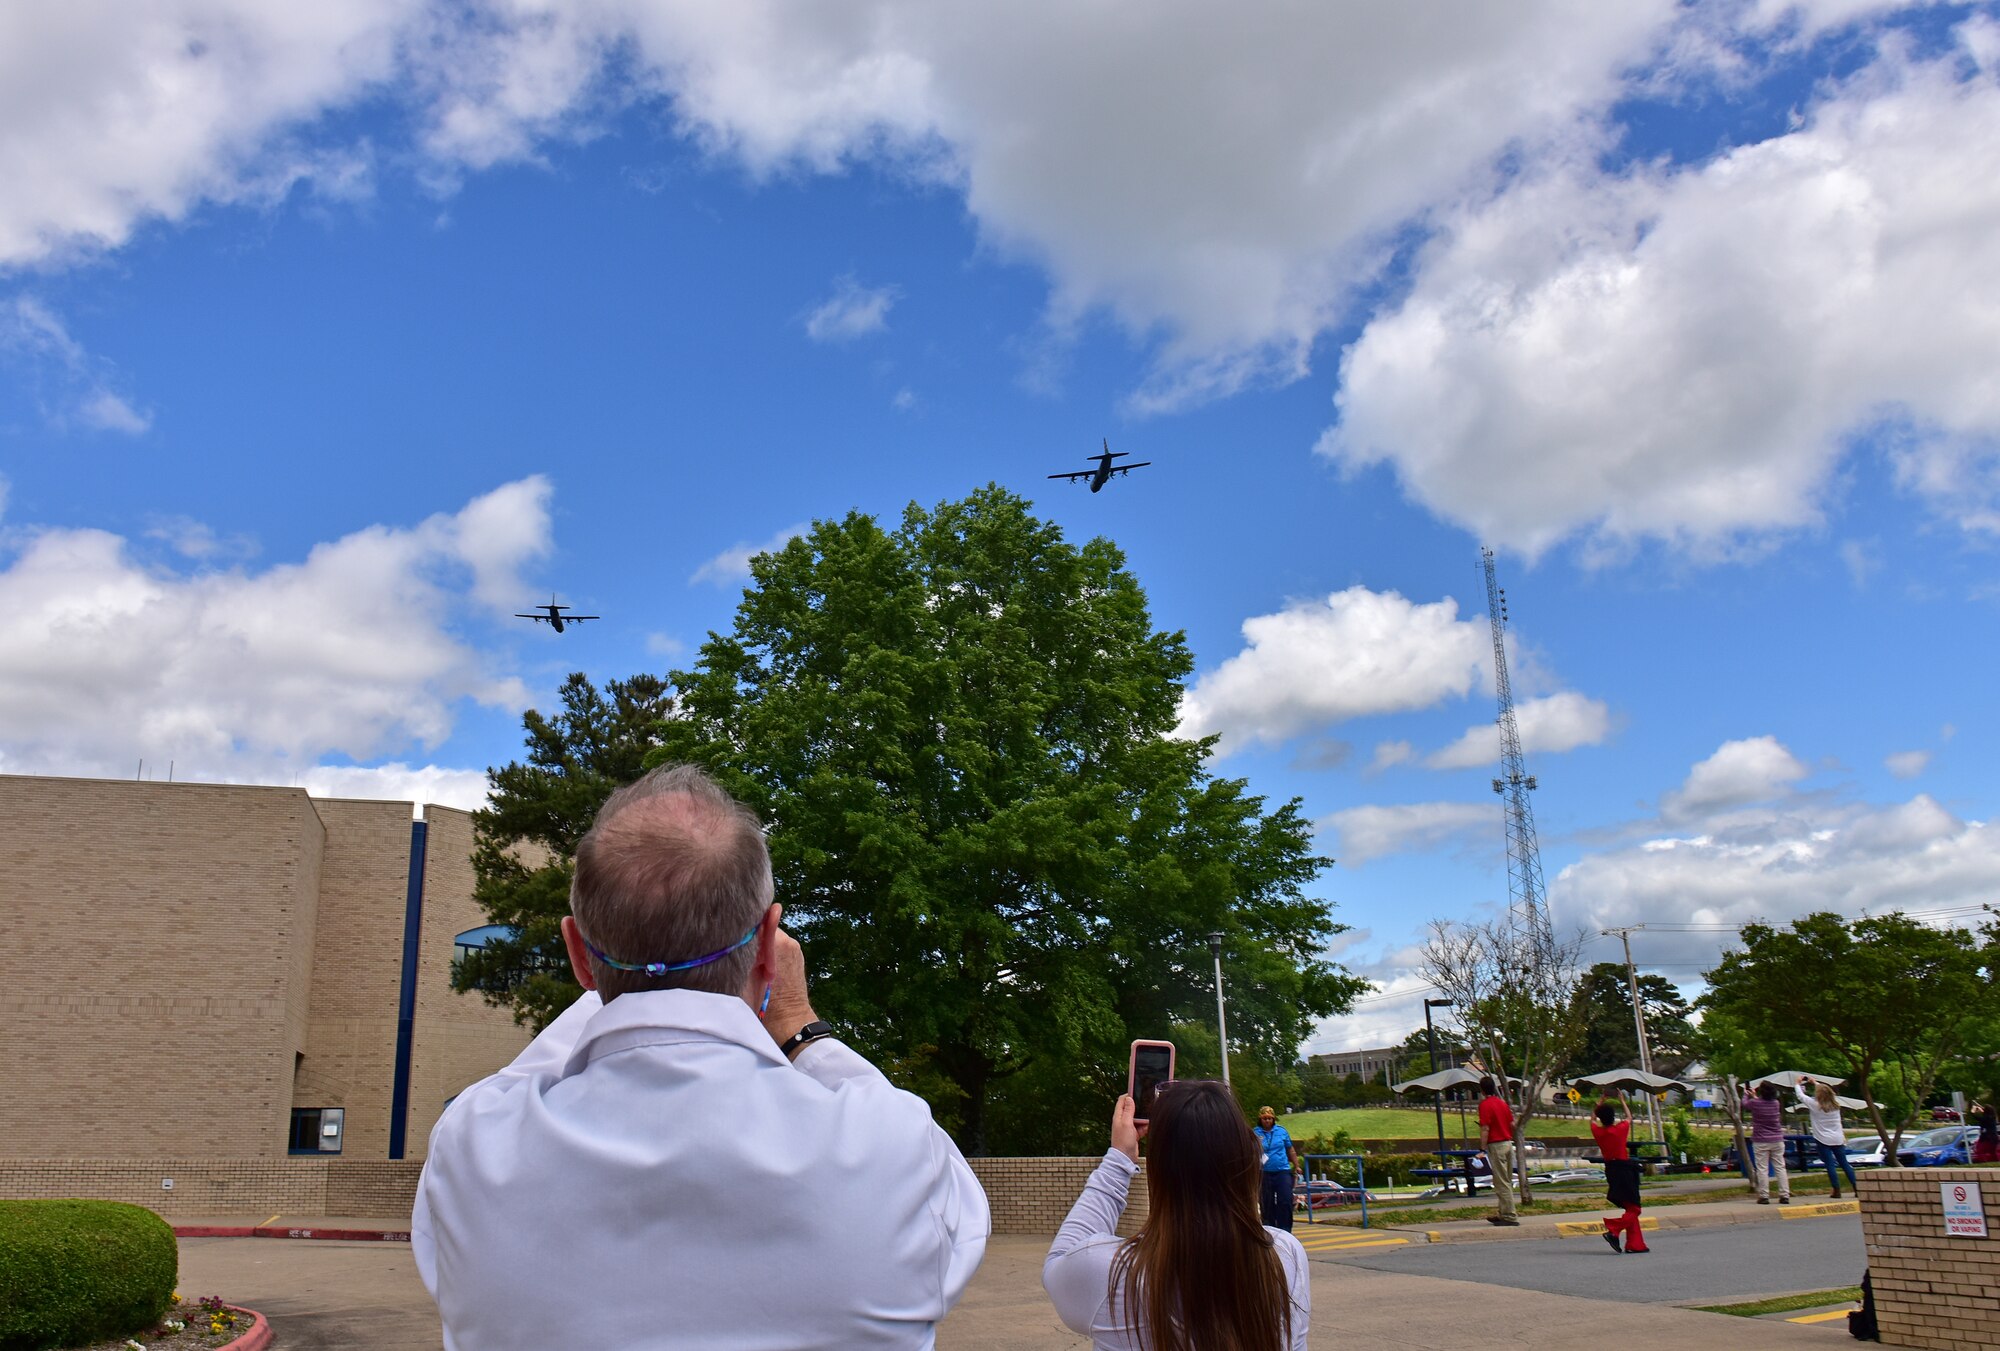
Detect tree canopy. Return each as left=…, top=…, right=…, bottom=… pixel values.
left=1700, top=911, right=2000, bottom=1150
left=1572, top=962, right=1697, bottom=1079
left=648, top=486, right=1365, bottom=1151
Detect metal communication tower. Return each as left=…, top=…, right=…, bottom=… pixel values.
left=1481, top=547, right=1553, bottom=949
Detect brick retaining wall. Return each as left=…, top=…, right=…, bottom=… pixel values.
left=1, top=1156, right=1138, bottom=1236
left=1858, top=1165, right=2000, bottom=1348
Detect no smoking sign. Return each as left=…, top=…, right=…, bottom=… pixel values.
left=1941, top=1181, right=1987, bottom=1238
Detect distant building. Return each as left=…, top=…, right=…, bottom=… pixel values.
left=1309, top=1046, right=1405, bottom=1082
left=0, top=774, right=530, bottom=1161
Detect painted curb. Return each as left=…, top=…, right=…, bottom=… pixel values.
left=216, top=1306, right=271, bottom=1351
left=172, top=1224, right=411, bottom=1242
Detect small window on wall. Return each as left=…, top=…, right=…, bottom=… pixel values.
left=289, top=1107, right=344, bottom=1155
left=453, top=924, right=563, bottom=993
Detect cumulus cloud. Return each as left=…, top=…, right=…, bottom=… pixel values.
left=1318, top=800, right=1495, bottom=866
left=1424, top=691, right=1613, bottom=770
left=1177, top=587, right=1488, bottom=757
left=690, top=521, right=808, bottom=587
left=0, top=477, right=550, bottom=785
left=1555, top=793, right=2000, bottom=971
left=1885, top=748, right=1931, bottom=779
left=297, top=762, right=492, bottom=811
left=0, top=298, right=151, bottom=434
left=1662, top=735, right=1809, bottom=819
left=1326, top=20, right=2000, bottom=556
left=804, top=276, right=899, bottom=342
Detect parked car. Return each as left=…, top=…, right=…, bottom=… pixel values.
left=1897, top=1126, right=1978, bottom=1167
left=1846, top=1135, right=1889, bottom=1167
left=1718, top=1135, right=1817, bottom=1173
left=1929, top=1106, right=1963, bottom=1122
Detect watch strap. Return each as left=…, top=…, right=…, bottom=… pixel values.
left=779, top=1020, right=835, bottom=1058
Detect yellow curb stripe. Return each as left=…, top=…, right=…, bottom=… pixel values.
left=1555, top=1217, right=1657, bottom=1238
left=261, top=1213, right=281, bottom=1227
left=1298, top=1232, right=1404, bottom=1246
left=1785, top=1308, right=1858, bottom=1324
left=1780, top=1201, right=1859, bottom=1219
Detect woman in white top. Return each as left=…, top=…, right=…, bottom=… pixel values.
left=1798, top=1077, right=1855, bottom=1198
left=1043, top=1080, right=1310, bottom=1351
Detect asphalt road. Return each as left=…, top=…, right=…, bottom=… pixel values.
left=1315, top=1215, right=1867, bottom=1306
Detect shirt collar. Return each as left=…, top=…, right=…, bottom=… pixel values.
left=558, top=987, right=789, bottom=1078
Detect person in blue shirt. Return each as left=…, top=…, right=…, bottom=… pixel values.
left=1253, top=1106, right=1301, bottom=1231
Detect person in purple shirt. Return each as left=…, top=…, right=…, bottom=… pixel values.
left=1742, top=1081, right=1791, bottom=1204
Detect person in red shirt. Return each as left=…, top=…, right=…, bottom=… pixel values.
left=1592, top=1094, right=1649, bottom=1254
left=1476, top=1077, right=1519, bottom=1226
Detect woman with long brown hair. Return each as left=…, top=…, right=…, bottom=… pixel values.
left=1043, top=1081, right=1309, bottom=1350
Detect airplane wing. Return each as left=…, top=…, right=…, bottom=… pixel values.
left=1047, top=471, right=1092, bottom=482
left=565, top=615, right=600, bottom=622
left=1112, top=461, right=1153, bottom=474
left=515, top=613, right=553, bottom=623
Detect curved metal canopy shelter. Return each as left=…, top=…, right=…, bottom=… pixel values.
left=1573, top=1068, right=1690, bottom=1094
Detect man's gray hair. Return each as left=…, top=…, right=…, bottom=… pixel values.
left=570, top=764, right=773, bottom=1001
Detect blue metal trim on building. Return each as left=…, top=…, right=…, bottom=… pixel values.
left=388, top=817, right=428, bottom=1160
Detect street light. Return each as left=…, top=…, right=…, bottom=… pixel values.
left=1208, top=932, right=1230, bottom=1088
left=1424, top=998, right=1454, bottom=1161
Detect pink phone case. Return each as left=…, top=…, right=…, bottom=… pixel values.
left=1128, top=1039, right=1175, bottom=1123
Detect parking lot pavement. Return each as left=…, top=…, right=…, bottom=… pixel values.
left=178, top=1231, right=1846, bottom=1349
left=1308, top=1214, right=1868, bottom=1308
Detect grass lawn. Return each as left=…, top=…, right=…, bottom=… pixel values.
left=1280, top=1107, right=1732, bottom=1142
left=1691, top=1288, right=1862, bottom=1317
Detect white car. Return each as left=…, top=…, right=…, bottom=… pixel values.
left=1847, top=1135, right=1888, bottom=1167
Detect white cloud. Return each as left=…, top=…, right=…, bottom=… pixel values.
left=1424, top=691, right=1613, bottom=770
left=690, top=521, right=809, bottom=587
left=1317, top=800, right=1494, bottom=866
left=1369, top=740, right=1415, bottom=772
left=0, top=0, right=395, bottom=267
left=0, top=298, right=151, bottom=434
left=0, top=478, right=550, bottom=784
left=644, top=631, right=687, bottom=660
left=296, top=762, right=492, bottom=811
left=1177, top=587, right=1487, bottom=757
left=1326, top=21, right=2000, bottom=556
left=804, top=276, right=899, bottom=342
left=1885, top=748, right=1931, bottom=779
left=1663, top=735, right=1809, bottom=820
left=892, top=387, right=917, bottom=412
left=1556, top=793, right=2000, bottom=971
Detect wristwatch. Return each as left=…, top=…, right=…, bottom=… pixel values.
left=779, top=1020, right=836, bottom=1059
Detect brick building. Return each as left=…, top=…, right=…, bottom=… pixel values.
left=0, top=774, right=529, bottom=1161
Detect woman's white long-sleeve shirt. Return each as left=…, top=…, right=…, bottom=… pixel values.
left=1041, top=1150, right=1309, bottom=1351
left=1797, top=1091, right=1847, bottom=1146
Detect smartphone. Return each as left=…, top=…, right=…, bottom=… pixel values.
left=1128, top=1040, right=1176, bottom=1124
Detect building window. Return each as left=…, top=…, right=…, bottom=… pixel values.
left=452, top=924, right=563, bottom=993
left=289, top=1107, right=344, bottom=1155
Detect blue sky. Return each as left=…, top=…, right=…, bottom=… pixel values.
left=6, top=1, right=2000, bottom=1053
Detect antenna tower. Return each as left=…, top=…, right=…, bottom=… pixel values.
left=1481, top=547, right=1552, bottom=949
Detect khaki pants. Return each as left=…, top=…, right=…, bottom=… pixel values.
left=1488, top=1139, right=1517, bottom=1218
left=1751, top=1140, right=1790, bottom=1199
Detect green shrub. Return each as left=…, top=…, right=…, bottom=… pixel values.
left=0, top=1200, right=177, bottom=1351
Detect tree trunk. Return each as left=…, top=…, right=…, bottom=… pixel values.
left=1725, top=1074, right=1751, bottom=1182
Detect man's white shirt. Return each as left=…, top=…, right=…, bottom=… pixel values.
left=413, top=988, right=989, bottom=1349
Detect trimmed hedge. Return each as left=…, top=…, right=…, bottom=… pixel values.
left=0, top=1200, right=177, bottom=1351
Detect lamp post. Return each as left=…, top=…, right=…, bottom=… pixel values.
left=1208, top=931, right=1230, bottom=1088
left=1424, top=997, right=1454, bottom=1160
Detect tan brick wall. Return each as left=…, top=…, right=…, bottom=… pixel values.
left=404, top=806, right=531, bottom=1159
left=968, top=1157, right=1150, bottom=1236
left=1858, top=1165, right=2000, bottom=1348
left=3, top=1154, right=1139, bottom=1234
left=0, top=776, right=324, bottom=1158
left=297, top=798, right=416, bottom=1161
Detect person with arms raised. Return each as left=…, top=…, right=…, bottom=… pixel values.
left=1044, top=1081, right=1309, bottom=1350
left=413, top=765, right=989, bottom=1349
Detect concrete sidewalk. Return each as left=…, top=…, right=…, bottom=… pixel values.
left=1366, top=1196, right=1861, bottom=1245
left=176, top=1233, right=1842, bottom=1350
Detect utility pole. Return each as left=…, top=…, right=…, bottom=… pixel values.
left=1602, top=924, right=1665, bottom=1144
left=1209, top=931, right=1231, bottom=1087
left=1424, top=997, right=1454, bottom=1161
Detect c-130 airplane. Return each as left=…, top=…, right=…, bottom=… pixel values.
left=1048, top=439, right=1152, bottom=492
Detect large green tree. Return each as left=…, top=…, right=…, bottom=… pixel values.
left=651, top=486, right=1364, bottom=1152
left=1700, top=911, right=2000, bottom=1152
left=452, top=673, right=677, bottom=1029
left=1572, top=962, right=1698, bottom=1078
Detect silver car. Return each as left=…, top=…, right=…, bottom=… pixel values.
left=1846, top=1134, right=1888, bottom=1167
